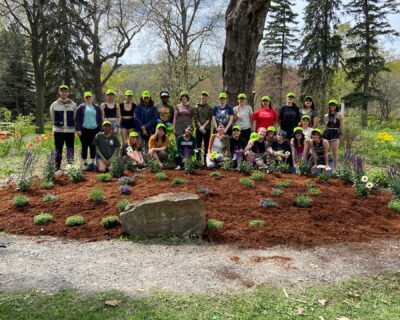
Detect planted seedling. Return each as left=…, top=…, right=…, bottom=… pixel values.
left=89, top=187, right=104, bottom=202
left=275, top=179, right=292, bottom=188
left=118, top=176, right=134, bottom=185
left=96, top=173, right=112, bottom=182
left=210, top=171, right=222, bottom=178
left=172, top=177, right=185, bottom=185
left=259, top=198, right=277, bottom=208
left=249, top=220, right=265, bottom=228
left=42, top=193, right=57, bottom=202
left=116, top=199, right=129, bottom=212
left=271, top=188, right=284, bottom=196
left=295, top=194, right=312, bottom=208
left=239, top=177, right=254, bottom=188
left=155, top=172, right=168, bottom=180
left=308, top=188, right=322, bottom=195
left=317, top=173, right=331, bottom=183
left=101, top=216, right=120, bottom=228
left=305, top=180, right=316, bottom=188
left=207, top=219, right=224, bottom=229
left=40, top=181, right=54, bottom=189
left=388, top=199, right=400, bottom=213
left=66, top=215, right=85, bottom=226
left=251, top=171, right=265, bottom=181
left=12, top=194, right=28, bottom=207
left=33, top=213, right=54, bottom=225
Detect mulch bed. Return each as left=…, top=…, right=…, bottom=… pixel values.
left=1, top=169, right=400, bottom=248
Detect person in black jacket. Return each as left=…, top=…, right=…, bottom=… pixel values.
left=279, top=92, right=300, bottom=140
left=230, top=125, right=247, bottom=167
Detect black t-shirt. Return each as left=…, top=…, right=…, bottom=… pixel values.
left=251, top=139, right=267, bottom=154
left=230, top=136, right=247, bottom=155
left=271, top=140, right=292, bottom=165
left=279, top=105, right=300, bottom=138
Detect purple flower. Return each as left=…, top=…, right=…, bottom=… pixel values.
left=118, top=176, right=133, bottom=185
left=119, top=184, right=130, bottom=194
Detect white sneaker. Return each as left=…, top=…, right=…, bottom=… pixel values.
left=175, top=165, right=181, bottom=170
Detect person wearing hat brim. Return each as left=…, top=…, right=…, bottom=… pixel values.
left=279, top=93, right=301, bottom=140
left=119, top=90, right=136, bottom=143
left=119, top=131, right=144, bottom=168
left=212, top=93, right=234, bottom=136
left=175, top=126, right=197, bottom=170
left=252, top=96, right=278, bottom=132
left=244, top=127, right=269, bottom=168
left=93, top=121, right=121, bottom=172
left=158, top=91, right=174, bottom=124
left=49, top=84, right=77, bottom=170
left=230, top=125, right=247, bottom=167
left=148, top=123, right=169, bottom=168
left=269, top=130, right=292, bottom=167
left=233, top=93, right=253, bottom=143
left=322, top=99, right=343, bottom=171
left=301, top=96, right=319, bottom=128
left=135, top=92, right=158, bottom=152
left=100, top=89, right=121, bottom=138
left=194, top=92, right=212, bottom=165
left=290, top=127, right=306, bottom=172
left=173, top=92, right=194, bottom=137
left=206, top=123, right=230, bottom=168
left=302, top=128, right=331, bottom=174
left=75, top=91, right=102, bottom=171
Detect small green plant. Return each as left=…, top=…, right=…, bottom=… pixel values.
left=275, top=179, right=292, bottom=188
left=220, top=158, right=233, bottom=171
left=66, top=164, right=85, bottom=182
left=184, top=157, right=197, bottom=174
left=275, top=162, right=291, bottom=173
left=109, top=155, right=126, bottom=178
left=42, top=151, right=57, bottom=183
left=207, top=219, right=224, bottom=229
left=237, top=159, right=252, bottom=174
left=210, top=171, right=222, bottom=177
left=388, top=165, right=400, bottom=199
left=16, top=151, right=37, bottom=192
left=101, top=215, right=120, bottom=228
left=155, top=172, right=168, bottom=180
left=271, top=188, right=284, bottom=196
left=148, top=158, right=161, bottom=173
left=259, top=198, right=277, bottom=208
left=317, top=173, right=331, bottom=183
left=308, top=188, right=322, bottom=195
left=66, top=215, right=85, bottom=226
left=295, top=194, right=312, bottom=208
left=96, top=173, right=112, bottom=182
left=40, top=180, right=54, bottom=189
left=12, top=194, right=28, bottom=207
left=388, top=199, right=400, bottom=213
left=354, top=175, right=373, bottom=197
left=89, top=187, right=104, bottom=202
left=42, top=193, right=56, bottom=202
left=368, top=169, right=388, bottom=189
left=239, top=177, right=254, bottom=188
left=116, top=199, right=129, bottom=212
left=118, top=176, right=134, bottom=185
left=305, top=180, right=316, bottom=188
left=251, top=171, right=265, bottom=181
left=249, top=220, right=265, bottom=228
left=33, top=213, right=54, bottom=225
left=172, top=177, right=185, bottom=185
left=296, top=159, right=311, bottom=175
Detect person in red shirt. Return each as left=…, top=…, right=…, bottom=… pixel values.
left=252, top=95, right=278, bottom=131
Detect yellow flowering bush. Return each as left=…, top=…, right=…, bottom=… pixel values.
left=377, top=132, right=394, bottom=142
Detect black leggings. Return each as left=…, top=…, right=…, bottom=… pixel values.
left=79, top=128, right=99, bottom=160
left=196, top=128, right=210, bottom=163
left=54, top=132, right=75, bottom=169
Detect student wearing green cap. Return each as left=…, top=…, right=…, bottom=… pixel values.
left=212, top=92, right=234, bottom=136
left=100, top=88, right=121, bottom=136
left=230, top=125, right=247, bottom=167
left=206, top=123, right=230, bottom=168
left=75, top=91, right=102, bottom=170
left=193, top=91, right=212, bottom=165
left=175, top=125, right=197, bottom=170
left=303, top=128, right=331, bottom=174
left=301, top=96, right=319, bottom=128
left=233, top=93, right=253, bottom=143
left=322, top=99, right=343, bottom=170
left=252, top=96, right=278, bottom=132
left=119, top=131, right=144, bottom=168
left=269, top=130, right=292, bottom=167
left=279, top=92, right=301, bottom=139
left=300, top=115, right=313, bottom=139
left=244, top=127, right=268, bottom=167
left=135, top=91, right=158, bottom=150
left=148, top=123, right=170, bottom=168
left=50, top=84, right=77, bottom=170
left=290, top=127, right=306, bottom=172
left=173, top=91, right=194, bottom=137
left=119, top=89, right=136, bottom=143
left=93, top=121, right=121, bottom=172
left=266, top=126, right=277, bottom=146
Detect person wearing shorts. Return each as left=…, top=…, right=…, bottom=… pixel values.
left=119, top=89, right=136, bottom=143
left=303, top=128, right=332, bottom=175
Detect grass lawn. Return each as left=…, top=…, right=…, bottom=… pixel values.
left=1, top=274, right=400, bottom=319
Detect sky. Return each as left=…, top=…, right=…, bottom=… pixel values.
left=121, top=0, right=400, bottom=65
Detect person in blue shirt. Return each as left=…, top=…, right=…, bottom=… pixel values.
left=212, top=92, right=234, bottom=136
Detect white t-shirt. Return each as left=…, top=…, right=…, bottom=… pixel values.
left=302, top=127, right=313, bottom=140
left=233, top=105, right=253, bottom=130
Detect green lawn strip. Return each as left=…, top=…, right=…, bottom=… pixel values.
left=1, top=274, right=399, bottom=319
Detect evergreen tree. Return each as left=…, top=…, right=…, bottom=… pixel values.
left=344, top=0, right=399, bottom=127
left=263, top=0, right=299, bottom=105
left=298, top=0, right=342, bottom=111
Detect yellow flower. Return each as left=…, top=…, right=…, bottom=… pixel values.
left=377, top=132, right=394, bottom=142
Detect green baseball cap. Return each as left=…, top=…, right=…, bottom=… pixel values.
left=166, top=124, right=174, bottom=133
left=106, top=88, right=115, bottom=95
left=124, top=89, right=133, bottom=96
left=129, top=131, right=139, bottom=138
left=328, top=99, right=338, bottom=105
left=232, top=125, right=241, bottom=131
left=201, top=91, right=209, bottom=97
left=102, top=120, right=112, bottom=127
left=84, top=91, right=92, bottom=98
left=141, top=90, right=151, bottom=98
left=59, top=84, right=69, bottom=91
left=293, top=127, right=303, bottom=134
left=304, top=96, right=313, bottom=101
left=301, top=114, right=311, bottom=120
left=219, top=92, right=228, bottom=99
left=311, top=128, right=322, bottom=135
left=180, top=91, right=189, bottom=98
left=287, top=92, right=296, bottom=98
left=250, top=132, right=259, bottom=141
left=267, top=126, right=276, bottom=132
left=210, top=151, right=218, bottom=159
left=238, top=93, right=247, bottom=99
left=156, top=123, right=166, bottom=130
left=261, top=96, right=270, bottom=101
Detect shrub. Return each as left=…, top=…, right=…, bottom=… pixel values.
left=251, top=171, right=265, bottom=181
left=40, top=181, right=54, bottom=189
left=12, top=194, right=28, bottom=207
left=249, top=220, right=265, bottom=228
left=239, top=177, right=254, bottom=188
left=317, top=173, right=331, bottom=183
left=12, top=113, right=35, bottom=153
left=271, top=188, right=284, bottom=196
left=109, top=156, right=125, bottom=178
left=207, top=219, right=224, bottom=229
left=259, top=198, right=277, bottom=208
left=295, top=194, right=312, bottom=208
left=148, top=158, right=161, bottom=173
left=305, top=180, right=316, bottom=188
left=66, top=215, right=85, bottom=226
left=308, top=188, right=322, bottom=195
left=367, top=169, right=388, bottom=189
left=210, top=171, right=222, bottom=177
left=96, top=173, right=112, bottom=182
left=184, top=157, right=197, bottom=174
left=42, top=193, right=56, bottom=202
left=101, top=215, right=120, bottom=228
left=118, top=176, right=134, bottom=185
left=89, top=187, right=104, bottom=202
left=33, top=213, right=54, bottom=225
left=296, top=159, right=311, bottom=175
left=66, top=164, right=84, bottom=182
left=237, top=159, right=252, bottom=174
left=155, top=172, right=168, bottom=180
left=275, top=162, right=291, bottom=173
left=275, top=180, right=292, bottom=188
left=117, top=199, right=129, bottom=212
left=220, top=159, right=233, bottom=171
left=388, top=199, right=400, bottom=213
left=172, top=177, right=185, bottom=185
left=119, top=184, right=130, bottom=194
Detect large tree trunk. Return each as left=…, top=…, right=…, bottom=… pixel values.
left=222, top=0, right=271, bottom=107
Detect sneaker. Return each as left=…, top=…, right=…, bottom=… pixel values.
left=83, top=163, right=90, bottom=171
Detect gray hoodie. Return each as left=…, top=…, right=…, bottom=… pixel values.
left=49, top=98, right=77, bottom=133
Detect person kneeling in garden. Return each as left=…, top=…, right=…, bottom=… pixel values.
left=206, top=123, right=230, bottom=168
left=148, top=123, right=169, bottom=168
left=244, top=127, right=268, bottom=168
left=230, top=125, right=247, bottom=167
left=175, top=125, right=197, bottom=170
left=93, top=121, right=121, bottom=172
left=120, top=131, right=144, bottom=168
left=302, top=128, right=332, bottom=175
left=268, top=129, right=292, bottom=167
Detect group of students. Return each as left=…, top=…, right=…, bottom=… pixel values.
left=49, top=84, right=343, bottom=174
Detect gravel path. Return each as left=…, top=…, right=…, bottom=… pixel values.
left=1, top=234, right=400, bottom=296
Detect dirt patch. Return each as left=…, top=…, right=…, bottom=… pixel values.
left=1, top=169, right=400, bottom=248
